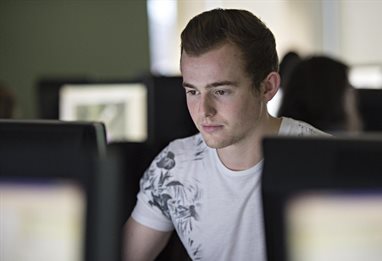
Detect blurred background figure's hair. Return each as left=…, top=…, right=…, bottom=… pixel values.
left=279, top=51, right=301, bottom=89
left=0, top=82, right=15, bottom=118
left=278, top=56, right=363, bottom=133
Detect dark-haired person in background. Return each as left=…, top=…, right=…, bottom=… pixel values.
left=278, top=56, right=363, bottom=133
left=124, top=8, right=327, bottom=261
left=279, top=51, right=301, bottom=89
left=268, top=50, right=302, bottom=116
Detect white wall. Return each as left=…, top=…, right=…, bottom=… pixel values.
left=149, top=0, right=382, bottom=75
left=340, top=1, right=382, bottom=65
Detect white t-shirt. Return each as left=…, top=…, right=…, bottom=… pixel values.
left=131, top=117, right=327, bottom=260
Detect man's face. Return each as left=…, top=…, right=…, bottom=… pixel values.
left=180, top=42, right=267, bottom=149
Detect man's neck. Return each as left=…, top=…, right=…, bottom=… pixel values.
left=217, top=116, right=282, bottom=171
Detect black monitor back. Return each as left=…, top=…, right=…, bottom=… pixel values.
left=144, top=75, right=197, bottom=147
left=357, top=89, right=382, bottom=132
left=36, top=78, right=90, bottom=119
left=262, top=136, right=382, bottom=261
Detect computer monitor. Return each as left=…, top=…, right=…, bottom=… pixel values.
left=143, top=75, right=197, bottom=148
left=357, top=89, right=382, bottom=132
left=59, top=82, right=148, bottom=143
left=261, top=136, right=382, bottom=261
left=0, top=120, right=121, bottom=261
left=45, top=75, right=197, bottom=148
left=36, top=78, right=90, bottom=119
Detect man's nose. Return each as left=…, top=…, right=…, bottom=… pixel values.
left=199, top=93, right=216, bottom=117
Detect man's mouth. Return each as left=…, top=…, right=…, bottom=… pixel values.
left=201, top=124, right=223, bottom=133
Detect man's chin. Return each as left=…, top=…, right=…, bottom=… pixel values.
left=201, top=134, right=226, bottom=149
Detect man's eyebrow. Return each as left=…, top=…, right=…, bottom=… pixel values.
left=207, top=81, right=238, bottom=88
left=182, top=81, right=238, bottom=89
left=182, top=82, right=196, bottom=88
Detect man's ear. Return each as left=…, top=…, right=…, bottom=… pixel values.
left=261, top=72, right=280, bottom=102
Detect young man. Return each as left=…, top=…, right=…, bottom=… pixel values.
left=124, top=8, right=326, bottom=260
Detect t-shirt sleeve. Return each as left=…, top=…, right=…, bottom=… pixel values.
left=131, top=197, right=174, bottom=231
left=130, top=145, right=176, bottom=232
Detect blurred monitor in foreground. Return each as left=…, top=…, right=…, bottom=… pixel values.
left=0, top=181, right=85, bottom=261
left=287, top=191, right=382, bottom=261
left=0, top=120, right=121, bottom=261
left=262, top=136, right=382, bottom=261
left=59, top=83, right=148, bottom=142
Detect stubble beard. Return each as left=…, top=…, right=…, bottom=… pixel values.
left=200, top=129, right=242, bottom=150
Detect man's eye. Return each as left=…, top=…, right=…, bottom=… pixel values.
left=215, top=90, right=226, bottom=95
left=186, top=89, right=197, bottom=95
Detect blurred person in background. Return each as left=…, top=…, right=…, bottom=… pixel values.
left=278, top=56, right=363, bottom=133
left=279, top=51, right=301, bottom=89
left=268, top=50, right=301, bottom=116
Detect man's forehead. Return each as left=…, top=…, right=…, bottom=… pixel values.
left=181, top=40, right=230, bottom=57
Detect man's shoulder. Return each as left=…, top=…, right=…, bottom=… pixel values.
left=280, top=117, right=330, bottom=136
left=150, top=133, right=207, bottom=172
left=168, top=132, right=206, bottom=151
